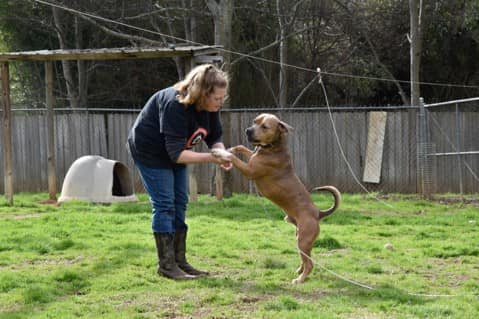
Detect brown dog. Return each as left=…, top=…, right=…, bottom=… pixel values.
left=213, top=113, right=340, bottom=284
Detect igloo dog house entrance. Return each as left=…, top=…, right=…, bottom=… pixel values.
left=58, top=155, right=138, bottom=203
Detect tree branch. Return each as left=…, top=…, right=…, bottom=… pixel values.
left=246, top=58, right=279, bottom=108
left=231, top=26, right=316, bottom=67
left=333, top=0, right=410, bottom=105
left=75, top=11, right=161, bottom=46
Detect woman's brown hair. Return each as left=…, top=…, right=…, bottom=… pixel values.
left=173, top=64, right=228, bottom=107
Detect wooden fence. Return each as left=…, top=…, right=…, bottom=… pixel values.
left=0, top=107, right=478, bottom=195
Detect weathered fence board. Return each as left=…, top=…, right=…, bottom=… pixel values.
left=1, top=108, right=478, bottom=195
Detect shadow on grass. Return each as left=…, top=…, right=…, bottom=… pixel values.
left=188, top=194, right=286, bottom=222
left=188, top=194, right=376, bottom=225
left=0, top=269, right=92, bottom=319
left=188, top=266, right=431, bottom=307
left=324, top=275, right=430, bottom=306
left=193, top=275, right=293, bottom=296
left=1, top=259, right=434, bottom=319
left=363, top=284, right=427, bottom=304
left=62, top=194, right=376, bottom=226
left=0, top=242, right=152, bottom=319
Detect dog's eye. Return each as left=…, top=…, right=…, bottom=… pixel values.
left=261, top=124, right=268, bottom=130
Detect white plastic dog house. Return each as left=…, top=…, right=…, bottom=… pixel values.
left=58, top=155, right=138, bottom=204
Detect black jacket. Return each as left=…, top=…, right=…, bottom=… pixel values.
left=127, top=87, right=223, bottom=168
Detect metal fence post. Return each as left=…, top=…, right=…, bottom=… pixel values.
left=455, top=103, right=464, bottom=195
left=417, top=97, right=431, bottom=198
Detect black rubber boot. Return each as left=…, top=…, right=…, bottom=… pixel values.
left=153, top=233, right=196, bottom=280
left=174, top=230, right=209, bottom=276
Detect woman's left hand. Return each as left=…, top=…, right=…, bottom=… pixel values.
left=220, top=162, right=233, bottom=171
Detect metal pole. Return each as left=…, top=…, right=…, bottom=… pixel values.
left=455, top=103, right=463, bottom=195
left=417, top=97, right=430, bottom=198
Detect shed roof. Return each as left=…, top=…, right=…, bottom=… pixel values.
left=0, top=45, right=222, bottom=62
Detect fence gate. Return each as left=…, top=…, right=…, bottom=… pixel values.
left=419, top=97, right=479, bottom=196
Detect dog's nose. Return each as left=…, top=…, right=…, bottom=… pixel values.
left=246, top=127, right=253, bottom=138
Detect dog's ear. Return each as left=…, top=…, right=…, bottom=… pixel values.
left=278, top=121, right=294, bottom=133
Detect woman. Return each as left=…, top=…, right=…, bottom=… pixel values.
left=127, top=64, right=232, bottom=280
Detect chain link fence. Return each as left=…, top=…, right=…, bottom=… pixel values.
left=419, top=98, right=479, bottom=196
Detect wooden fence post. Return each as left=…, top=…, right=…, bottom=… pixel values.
left=1, top=62, right=13, bottom=205
left=183, top=57, right=199, bottom=203
left=45, top=61, right=57, bottom=201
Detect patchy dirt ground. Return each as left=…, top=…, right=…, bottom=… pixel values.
left=433, top=196, right=479, bottom=206
left=376, top=194, right=479, bottom=207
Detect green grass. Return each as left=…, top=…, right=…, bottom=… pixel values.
left=0, top=192, right=478, bottom=318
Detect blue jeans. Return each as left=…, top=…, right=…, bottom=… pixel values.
left=134, top=161, right=189, bottom=234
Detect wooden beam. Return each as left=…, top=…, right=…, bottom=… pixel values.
left=45, top=61, right=57, bottom=201
left=194, top=55, right=224, bottom=65
left=1, top=62, right=13, bottom=204
left=0, top=46, right=222, bottom=62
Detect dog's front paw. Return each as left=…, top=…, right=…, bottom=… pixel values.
left=227, top=146, right=239, bottom=154
left=211, top=148, right=233, bottom=160
left=229, top=145, right=250, bottom=154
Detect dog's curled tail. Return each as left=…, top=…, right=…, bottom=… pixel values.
left=311, top=185, right=341, bottom=220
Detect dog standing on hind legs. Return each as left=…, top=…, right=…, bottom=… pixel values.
left=212, top=113, right=340, bottom=284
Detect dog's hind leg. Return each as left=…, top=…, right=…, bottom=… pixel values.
left=292, top=220, right=319, bottom=284
left=293, top=225, right=303, bottom=275
left=284, top=216, right=304, bottom=274
left=284, top=215, right=297, bottom=226
left=295, top=263, right=303, bottom=275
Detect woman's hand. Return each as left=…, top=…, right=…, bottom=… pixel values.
left=211, top=148, right=233, bottom=160
left=212, top=155, right=232, bottom=171
left=220, top=162, right=233, bottom=171
left=211, top=148, right=233, bottom=171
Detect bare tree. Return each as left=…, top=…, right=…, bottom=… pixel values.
left=333, top=0, right=410, bottom=105
left=206, top=0, right=234, bottom=72
left=52, top=7, right=80, bottom=108
left=276, top=0, right=304, bottom=108
left=49, top=1, right=203, bottom=105
left=206, top=0, right=234, bottom=198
